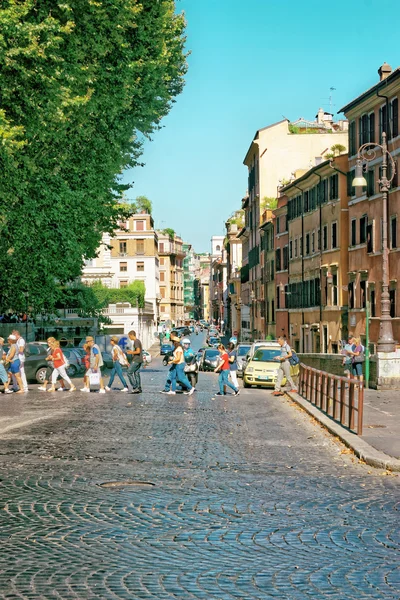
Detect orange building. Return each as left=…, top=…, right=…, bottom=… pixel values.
left=339, top=63, right=400, bottom=350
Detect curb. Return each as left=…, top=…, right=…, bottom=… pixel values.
left=286, top=391, right=400, bottom=472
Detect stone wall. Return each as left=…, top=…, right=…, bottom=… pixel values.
left=299, top=353, right=378, bottom=386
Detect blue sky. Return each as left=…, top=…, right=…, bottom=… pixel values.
left=123, top=0, right=400, bottom=253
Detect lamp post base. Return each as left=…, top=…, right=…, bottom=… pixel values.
left=373, top=351, right=400, bottom=390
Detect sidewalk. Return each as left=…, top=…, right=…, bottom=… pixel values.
left=287, top=388, right=400, bottom=471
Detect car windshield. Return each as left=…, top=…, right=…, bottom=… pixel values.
left=238, top=345, right=251, bottom=356
left=205, top=350, right=219, bottom=357
left=253, top=349, right=280, bottom=362
left=209, top=338, right=218, bottom=343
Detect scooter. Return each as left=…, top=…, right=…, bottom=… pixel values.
left=184, top=354, right=198, bottom=387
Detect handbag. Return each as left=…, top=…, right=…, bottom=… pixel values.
left=89, top=371, right=101, bottom=386
left=353, top=354, right=365, bottom=364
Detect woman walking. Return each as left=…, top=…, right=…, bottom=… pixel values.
left=5, top=335, right=24, bottom=394
left=214, top=344, right=239, bottom=397
left=0, top=337, right=11, bottom=393
left=46, top=340, right=76, bottom=392
left=105, top=337, right=129, bottom=392
left=227, top=342, right=239, bottom=391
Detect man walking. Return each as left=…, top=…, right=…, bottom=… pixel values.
left=272, top=336, right=297, bottom=396
left=81, top=336, right=105, bottom=393
left=12, top=330, right=29, bottom=393
left=127, top=330, right=143, bottom=394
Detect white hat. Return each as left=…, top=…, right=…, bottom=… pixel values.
left=8, top=335, right=17, bottom=341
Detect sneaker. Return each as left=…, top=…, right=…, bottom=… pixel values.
left=37, top=386, right=47, bottom=392
left=47, top=388, right=56, bottom=393
left=160, top=390, right=170, bottom=394
left=121, top=387, right=129, bottom=393
left=289, top=389, right=297, bottom=393
left=99, top=389, right=106, bottom=394
left=234, top=389, right=240, bottom=396
left=80, top=387, right=90, bottom=393
left=272, top=391, right=283, bottom=396
left=69, top=386, right=76, bottom=392
left=4, top=389, right=13, bottom=394
left=165, top=390, right=176, bottom=395
left=184, top=388, right=195, bottom=396
left=57, top=387, right=64, bottom=392
left=131, top=388, right=142, bottom=394
left=216, top=392, right=224, bottom=396
left=105, top=386, right=111, bottom=392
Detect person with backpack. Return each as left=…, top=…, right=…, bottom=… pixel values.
left=81, top=336, right=105, bottom=393
left=46, top=340, right=76, bottom=392
left=272, top=336, right=297, bottom=396
left=105, top=336, right=129, bottom=392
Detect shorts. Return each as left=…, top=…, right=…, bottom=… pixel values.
left=9, top=360, right=21, bottom=374
left=352, top=362, right=363, bottom=377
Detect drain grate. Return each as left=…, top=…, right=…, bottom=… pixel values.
left=99, top=480, right=155, bottom=489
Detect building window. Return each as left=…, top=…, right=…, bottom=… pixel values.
left=323, top=225, right=328, bottom=251
left=276, top=286, right=280, bottom=310
left=390, top=289, right=396, bottom=318
left=276, top=217, right=280, bottom=234
left=271, top=300, right=275, bottom=323
left=294, top=239, right=298, bottom=258
left=367, top=169, right=375, bottom=196
left=136, top=240, right=145, bottom=255
left=332, top=273, right=338, bottom=306
left=348, top=282, right=355, bottom=309
left=137, top=262, right=144, bottom=272
left=216, top=245, right=221, bottom=251
left=159, top=243, right=164, bottom=253
left=276, top=248, right=281, bottom=271
left=360, top=280, right=367, bottom=308
left=289, top=240, right=293, bottom=259
left=160, top=305, right=165, bottom=313
left=160, top=272, right=165, bottom=282
left=390, top=97, right=399, bottom=139
left=120, top=280, right=128, bottom=288
left=160, top=287, right=166, bottom=298
left=369, top=112, right=375, bottom=143
left=332, top=222, right=337, bottom=249
left=283, top=245, right=289, bottom=270
left=370, top=288, right=376, bottom=317
left=379, top=103, right=388, bottom=142
left=347, top=170, right=355, bottom=197
left=391, top=216, right=397, bottom=249
left=317, top=228, right=321, bottom=250
left=329, top=174, right=339, bottom=200
left=119, top=241, right=127, bottom=255
left=120, top=262, right=127, bottom=272
left=349, top=120, right=356, bottom=156
left=351, top=219, right=357, bottom=246
left=367, top=222, right=374, bottom=253
left=159, top=257, right=165, bottom=265
left=360, top=215, right=367, bottom=244
left=136, top=220, right=145, bottom=231
left=305, top=233, right=310, bottom=255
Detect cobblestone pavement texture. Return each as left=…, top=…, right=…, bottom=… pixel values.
left=362, top=390, right=400, bottom=459
left=0, top=335, right=398, bottom=599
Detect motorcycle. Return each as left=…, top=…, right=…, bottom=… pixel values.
left=184, top=354, right=198, bottom=387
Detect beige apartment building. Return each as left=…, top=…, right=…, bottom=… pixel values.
left=157, top=232, right=186, bottom=326
left=82, top=212, right=160, bottom=319
left=242, top=110, right=348, bottom=339
left=339, top=63, right=400, bottom=349
left=282, top=155, right=349, bottom=353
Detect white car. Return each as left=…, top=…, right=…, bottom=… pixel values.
left=142, top=350, right=152, bottom=364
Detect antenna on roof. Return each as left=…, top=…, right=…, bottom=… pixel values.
left=320, top=87, right=336, bottom=114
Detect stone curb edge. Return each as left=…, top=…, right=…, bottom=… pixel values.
left=286, top=391, right=400, bottom=472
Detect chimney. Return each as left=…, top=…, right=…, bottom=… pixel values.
left=378, top=62, right=392, bottom=81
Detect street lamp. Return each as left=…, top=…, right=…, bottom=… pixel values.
left=352, top=132, right=396, bottom=353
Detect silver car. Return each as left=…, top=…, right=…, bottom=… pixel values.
left=236, top=343, right=251, bottom=378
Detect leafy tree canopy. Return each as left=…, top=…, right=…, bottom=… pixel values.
left=162, top=228, right=175, bottom=239
left=0, top=0, right=187, bottom=312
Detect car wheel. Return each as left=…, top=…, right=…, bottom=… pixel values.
left=35, top=367, right=48, bottom=384
left=67, top=364, right=77, bottom=377
left=243, top=380, right=250, bottom=388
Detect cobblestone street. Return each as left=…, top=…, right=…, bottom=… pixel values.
left=0, top=339, right=398, bottom=599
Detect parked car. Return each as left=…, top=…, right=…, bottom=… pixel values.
left=2, top=343, right=49, bottom=384
left=160, top=343, right=174, bottom=355
left=199, top=348, right=220, bottom=372
left=189, top=325, right=195, bottom=333
left=236, top=343, right=252, bottom=378
left=243, top=344, right=299, bottom=388
left=62, top=348, right=84, bottom=376
left=207, top=336, right=220, bottom=348
left=142, top=350, right=152, bottom=364
left=196, top=347, right=206, bottom=367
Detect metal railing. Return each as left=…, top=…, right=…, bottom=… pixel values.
left=298, top=363, right=364, bottom=435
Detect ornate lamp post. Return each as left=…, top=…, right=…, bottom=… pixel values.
left=352, top=132, right=396, bottom=352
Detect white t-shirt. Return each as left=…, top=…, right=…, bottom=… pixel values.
left=16, top=337, right=26, bottom=363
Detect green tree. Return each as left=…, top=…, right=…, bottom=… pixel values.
left=162, top=228, right=175, bottom=239
left=134, top=196, right=153, bottom=215
left=260, top=197, right=278, bottom=211
left=0, top=0, right=187, bottom=312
